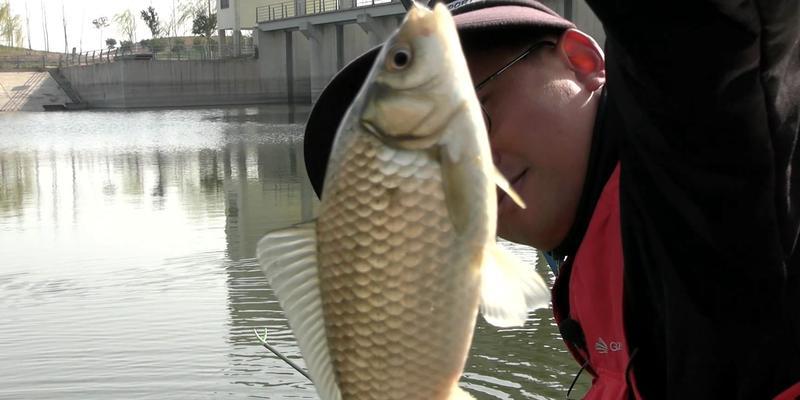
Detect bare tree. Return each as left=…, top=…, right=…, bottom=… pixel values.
left=40, top=0, right=50, bottom=52
left=0, top=1, right=24, bottom=48
left=0, top=2, right=8, bottom=33
left=0, top=2, right=8, bottom=43
left=113, top=10, right=137, bottom=43
left=174, top=0, right=201, bottom=37
left=25, top=0, right=31, bottom=49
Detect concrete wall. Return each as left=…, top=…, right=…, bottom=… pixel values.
left=59, top=1, right=606, bottom=109
left=306, top=23, right=339, bottom=101
left=255, top=1, right=405, bottom=103
left=292, top=30, right=312, bottom=103
left=258, top=30, right=290, bottom=102
left=542, top=0, right=605, bottom=44
left=254, top=16, right=391, bottom=104
left=61, top=59, right=283, bottom=109
left=343, top=23, right=371, bottom=64
left=571, top=0, right=605, bottom=45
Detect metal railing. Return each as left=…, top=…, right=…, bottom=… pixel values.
left=0, top=53, right=62, bottom=70
left=0, top=41, right=256, bottom=70
left=60, top=47, right=123, bottom=66
left=256, top=0, right=396, bottom=23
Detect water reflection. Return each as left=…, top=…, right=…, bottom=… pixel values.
left=0, top=105, right=588, bottom=399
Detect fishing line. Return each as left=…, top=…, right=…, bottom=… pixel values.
left=254, top=328, right=312, bottom=381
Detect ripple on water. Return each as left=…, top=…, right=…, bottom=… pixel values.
left=0, top=107, right=591, bottom=399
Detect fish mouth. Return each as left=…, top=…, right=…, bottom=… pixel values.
left=362, top=119, right=382, bottom=138
left=360, top=113, right=445, bottom=150
left=362, top=119, right=427, bottom=142
left=361, top=119, right=429, bottom=148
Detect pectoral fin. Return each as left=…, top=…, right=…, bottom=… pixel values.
left=256, top=221, right=342, bottom=400
left=440, top=154, right=472, bottom=234
left=479, top=243, right=550, bottom=327
left=494, top=167, right=526, bottom=209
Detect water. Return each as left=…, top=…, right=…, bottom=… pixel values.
left=0, top=106, right=589, bottom=399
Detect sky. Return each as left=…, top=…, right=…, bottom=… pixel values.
left=8, top=0, right=217, bottom=52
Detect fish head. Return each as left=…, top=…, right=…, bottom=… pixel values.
left=360, top=2, right=471, bottom=151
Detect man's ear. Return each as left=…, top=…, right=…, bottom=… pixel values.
left=557, top=29, right=605, bottom=91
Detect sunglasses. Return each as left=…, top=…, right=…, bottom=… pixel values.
left=474, top=41, right=556, bottom=134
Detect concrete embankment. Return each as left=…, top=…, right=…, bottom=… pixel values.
left=60, top=59, right=284, bottom=109
left=0, top=71, right=71, bottom=111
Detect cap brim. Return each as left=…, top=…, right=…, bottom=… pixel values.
left=304, top=45, right=381, bottom=197
left=454, top=5, right=574, bottom=33
left=304, top=5, right=574, bottom=198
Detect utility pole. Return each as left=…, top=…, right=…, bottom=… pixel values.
left=25, top=1, right=32, bottom=50
left=62, top=1, right=68, bottom=54
left=79, top=10, right=84, bottom=52
left=40, top=0, right=50, bottom=52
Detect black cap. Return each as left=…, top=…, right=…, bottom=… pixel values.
left=304, top=0, right=574, bottom=197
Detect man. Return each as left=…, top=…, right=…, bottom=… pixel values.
left=303, top=0, right=800, bottom=398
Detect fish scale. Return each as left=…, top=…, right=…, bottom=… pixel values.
left=317, top=131, right=484, bottom=400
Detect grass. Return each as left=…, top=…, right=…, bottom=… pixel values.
left=0, top=46, right=65, bottom=71
left=0, top=45, right=62, bottom=56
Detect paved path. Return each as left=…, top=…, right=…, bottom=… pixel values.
left=0, top=71, right=71, bottom=111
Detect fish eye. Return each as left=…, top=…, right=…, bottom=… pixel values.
left=387, top=45, right=412, bottom=71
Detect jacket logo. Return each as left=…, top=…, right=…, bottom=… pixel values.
left=595, top=337, right=623, bottom=354
left=447, top=0, right=478, bottom=11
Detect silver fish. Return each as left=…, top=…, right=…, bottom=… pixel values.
left=257, top=3, right=549, bottom=399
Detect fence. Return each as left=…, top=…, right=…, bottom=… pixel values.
left=0, top=53, right=62, bottom=70
left=0, top=42, right=255, bottom=70
left=256, top=0, right=396, bottom=22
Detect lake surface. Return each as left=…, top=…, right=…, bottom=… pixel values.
left=0, top=106, right=589, bottom=399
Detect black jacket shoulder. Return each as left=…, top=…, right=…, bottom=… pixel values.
left=584, top=1, right=800, bottom=398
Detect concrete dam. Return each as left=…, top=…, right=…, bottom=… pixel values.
left=54, top=0, right=604, bottom=109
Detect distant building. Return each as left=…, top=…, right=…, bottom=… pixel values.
left=217, top=0, right=264, bottom=56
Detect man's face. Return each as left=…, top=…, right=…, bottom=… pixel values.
left=465, top=40, right=598, bottom=250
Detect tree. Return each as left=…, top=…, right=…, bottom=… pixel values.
left=113, top=10, right=137, bottom=44
left=171, top=40, right=185, bottom=57
left=92, top=16, right=109, bottom=49
left=140, top=38, right=165, bottom=53
left=12, top=17, right=22, bottom=47
left=191, top=9, right=216, bottom=56
left=191, top=9, right=216, bottom=42
left=105, top=38, right=116, bottom=50
left=0, top=1, right=24, bottom=48
left=140, top=6, right=160, bottom=38
left=24, top=1, right=31, bottom=50
left=175, top=0, right=205, bottom=36
left=40, top=0, right=49, bottom=51
left=119, top=40, right=133, bottom=54
left=0, top=2, right=8, bottom=31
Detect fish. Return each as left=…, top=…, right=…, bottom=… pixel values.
left=256, top=3, right=550, bottom=400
